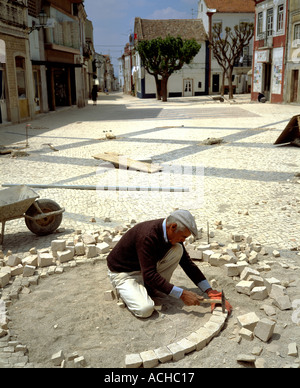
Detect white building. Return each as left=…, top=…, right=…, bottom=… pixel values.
left=197, top=0, right=255, bottom=94
left=133, top=18, right=208, bottom=99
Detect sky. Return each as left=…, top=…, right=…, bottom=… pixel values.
left=84, top=0, right=199, bottom=76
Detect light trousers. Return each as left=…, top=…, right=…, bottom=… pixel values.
left=108, top=244, right=183, bottom=318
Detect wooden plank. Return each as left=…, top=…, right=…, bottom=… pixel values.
left=274, top=115, right=300, bottom=145
left=93, top=152, right=163, bottom=173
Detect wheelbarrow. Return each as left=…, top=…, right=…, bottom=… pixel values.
left=0, top=185, right=65, bottom=245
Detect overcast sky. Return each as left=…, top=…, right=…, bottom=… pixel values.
left=84, top=0, right=199, bottom=75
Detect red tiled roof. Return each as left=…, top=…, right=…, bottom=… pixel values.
left=205, top=0, right=255, bottom=13
left=134, top=18, right=207, bottom=43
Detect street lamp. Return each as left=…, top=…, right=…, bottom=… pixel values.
left=38, top=10, right=48, bottom=27
left=29, top=10, right=49, bottom=34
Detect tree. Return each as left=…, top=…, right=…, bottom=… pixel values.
left=209, top=22, right=254, bottom=99
left=136, top=36, right=201, bottom=102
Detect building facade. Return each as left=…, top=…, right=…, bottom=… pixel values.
left=0, top=0, right=35, bottom=124
left=284, top=0, right=300, bottom=103
left=122, top=37, right=134, bottom=96
left=118, top=56, right=124, bottom=91
left=0, top=0, right=96, bottom=125
left=252, top=0, right=288, bottom=103
left=39, top=0, right=88, bottom=111
left=197, top=0, right=255, bottom=95
left=133, top=18, right=208, bottom=99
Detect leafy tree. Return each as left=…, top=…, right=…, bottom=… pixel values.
left=209, top=22, right=254, bottom=99
left=136, top=36, right=201, bottom=102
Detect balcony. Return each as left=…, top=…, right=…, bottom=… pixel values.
left=45, top=20, right=80, bottom=51
left=257, top=32, right=273, bottom=48
left=234, top=55, right=253, bottom=68
left=0, top=0, right=27, bottom=30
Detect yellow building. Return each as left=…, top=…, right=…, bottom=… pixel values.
left=0, top=0, right=35, bottom=124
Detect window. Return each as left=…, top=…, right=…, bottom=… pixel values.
left=213, top=21, right=223, bottom=37
left=295, top=23, right=300, bottom=40
left=267, top=8, right=273, bottom=37
left=0, top=39, right=5, bottom=64
left=277, top=5, right=284, bottom=31
left=257, top=12, right=263, bottom=36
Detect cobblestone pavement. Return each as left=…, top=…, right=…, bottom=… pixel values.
left=0, top=93, right=300, bottom=253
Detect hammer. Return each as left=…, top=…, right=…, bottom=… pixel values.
left=199, top=290, right=226, bottom=313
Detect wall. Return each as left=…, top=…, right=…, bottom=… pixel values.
left=138, top=44, right=208, bottom=99
left=252, top=0, right=288, bottom=103
left=0, top=32, right=35, bottom=123
left=198, top=4, right=255, bottom=94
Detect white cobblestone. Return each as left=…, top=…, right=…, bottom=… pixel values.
left=0, top=93, right=299, bottom=252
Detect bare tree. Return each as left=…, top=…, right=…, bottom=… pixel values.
left=209, top=22, right=254, bottom=99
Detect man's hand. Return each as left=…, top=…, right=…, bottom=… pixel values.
left=180, top=290, right=204, bottom=306
left=207, top=290, right=233, bottom=315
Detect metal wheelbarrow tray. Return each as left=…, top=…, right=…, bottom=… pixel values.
left=0, top=185, right=65, bottom=245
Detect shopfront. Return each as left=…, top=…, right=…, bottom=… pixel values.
left=252, top=47, right=285, bottom=103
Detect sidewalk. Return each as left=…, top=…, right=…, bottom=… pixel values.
left=0, top=92, right=299, bottom=252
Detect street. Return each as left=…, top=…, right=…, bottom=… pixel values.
left=0, top=93, right=299, bottom=252
left=1, top=93, right=300, bottom=369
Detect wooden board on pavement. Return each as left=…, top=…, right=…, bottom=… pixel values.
left=93, top=152, right=163, bottom=173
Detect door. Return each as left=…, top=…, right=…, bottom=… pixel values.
left=263, top=63, right=271, bottom=100
left=291, top=70, right=299, bottom=102
left=33, top=70, right=41, bottom=113
left=212, top=74, right=220, bottom=93
left=16, top=57, right=29, bottom=119
left=0, top=68, right=7, bottom=123
left=183, top=79, right=193, bottom=97
left=54, top=69, right=69, bottom=107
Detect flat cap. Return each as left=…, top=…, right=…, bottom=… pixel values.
left=169, top=209, right=198, bottom=238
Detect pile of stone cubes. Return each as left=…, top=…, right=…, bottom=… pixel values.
left=187, top=232, right=295, bottom=310
left=51, top=350, right=87, bottom=368
left=0, top=227, right=125, bottom=289
left=125, top=307, right=228, bottom=368
left=236, top=311, right=276, bottom=343
left=184, top=230, right=299, bottom=365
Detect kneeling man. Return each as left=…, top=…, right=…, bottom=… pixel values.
left=107, top=209, right=232, bottom=318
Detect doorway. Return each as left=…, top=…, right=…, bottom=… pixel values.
left=16, top=56, right=29, bottom=119
left=54, top=69, right=69, bottom=107
left=33, top=70, right=41, bottom=113
left=291, top=70, right=299, bottom=102
left=183, top=79, right=193, bottom=97
left=212, top=74, right=220, bottom=93
left=263, top=63, right=271, bottom=100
